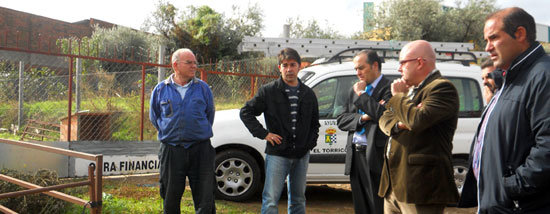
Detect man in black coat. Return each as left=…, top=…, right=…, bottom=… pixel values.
left=459, top=7, right=550, bottom=213
left=337, top=50, right=391, bottom=214
left=240, top=48, right=320, bottom=214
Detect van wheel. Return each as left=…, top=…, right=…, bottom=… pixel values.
left=453, top=158, right=469, bottom=196
left=215, top=149, right=262, bottom=201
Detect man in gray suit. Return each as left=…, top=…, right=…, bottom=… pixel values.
left=337, top=50, right=391, bottom=214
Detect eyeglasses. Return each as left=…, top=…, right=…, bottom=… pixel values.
left=399, top=58, right=425, bottom=66
left=176, top=60, right=198, bottom=65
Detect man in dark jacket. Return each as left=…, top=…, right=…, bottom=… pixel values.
left=337, top=50, right=391, bottom=214
left=458, top=7, right=550, bottom=213
left=240, top=48, right=320, bottom=214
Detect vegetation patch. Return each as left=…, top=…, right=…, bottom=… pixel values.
left=0, top=168, right=68, bottom=213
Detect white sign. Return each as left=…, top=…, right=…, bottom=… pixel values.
left=74, top=154, right=160, bottom=177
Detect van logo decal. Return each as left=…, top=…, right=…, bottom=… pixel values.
left=325, top=127, right=337, bottom=145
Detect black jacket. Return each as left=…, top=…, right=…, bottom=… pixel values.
left=459, top=43, right=550, bottom=213
left=240, top=78, right=320, bottom=158
left=336, top=76, right=391, bottom=176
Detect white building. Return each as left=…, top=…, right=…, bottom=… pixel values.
left=536, top=23, right=549, bottom=43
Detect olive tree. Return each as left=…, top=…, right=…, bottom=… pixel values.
left=143, top=1, right=264, bottom=61
left=364, top=0, right=497, bottom=49
left=285, top=17, right=344, bottom=39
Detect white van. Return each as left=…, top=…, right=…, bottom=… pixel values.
left=211, top=49, right=484, bottom=201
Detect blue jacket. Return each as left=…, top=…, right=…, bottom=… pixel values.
left=149, top=76, right=215, bottom=144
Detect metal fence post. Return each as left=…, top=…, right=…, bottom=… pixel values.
left=200, top=69, right=208, bottom=83
left=140, top=65, right=146, bottom=141
left=158, top=45, right=166, bottom=83
left=75, top=58, right=82, bottom=113
left=67, top=57, right=74, bottom=142
left=18, top=61, right=24, bottom=130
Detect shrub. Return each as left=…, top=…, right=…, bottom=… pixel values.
left=0, top=168, right=68, bottom=213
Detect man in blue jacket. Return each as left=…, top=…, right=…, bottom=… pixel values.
left=240, top=48, right=320, bottom=214
left=150, top=48, right=215, bottom=214
left=459, top=7, right=550, bottom=213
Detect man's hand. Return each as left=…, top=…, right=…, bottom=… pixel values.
left=397, top=122, right=410, bottom=130
left=483, top=85, right=494, bottom=104
left=265, top=133, right=282, bottom=146
left=391, top=78, right=410, bottom=96
left=353, top=81, right=367, bottom=96
left=360, top=114, right=371, bottom=122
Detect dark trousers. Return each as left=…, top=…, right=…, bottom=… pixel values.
left=159, top=140, right=216, bottom=214
left=350, top=144, right=383, bottom=214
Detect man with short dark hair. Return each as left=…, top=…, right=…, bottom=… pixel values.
left=240, top=48, right=320, bottom=214
left=150, top=48, right=216, bottom=214
left=337, top=50, right=391, bottom=214
left=378, top=40, right=459, bottom=214
left=480, top=58, right=503, bottom=103
left=459, top=7, right=550, bottom=213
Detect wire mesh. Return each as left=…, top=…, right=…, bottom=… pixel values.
left=0, top=48, right=279, bottom=142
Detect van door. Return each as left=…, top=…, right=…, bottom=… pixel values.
left=308, top=75, right=356, bottom=181
left=447, top=77, right=483, bottom=154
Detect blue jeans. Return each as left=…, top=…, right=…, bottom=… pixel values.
left=261, top=151, right=310, bottom=214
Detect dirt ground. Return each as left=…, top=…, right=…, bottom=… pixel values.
left=105, top=174, right=476, bottom=214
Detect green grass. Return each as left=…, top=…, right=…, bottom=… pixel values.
left=0, top=95, right=246, bottom=141
left=62, top=179, right=258, bottom=214
left=0, top=132, right=19, bottom=140
left=215, top=97, right=247, bottom=110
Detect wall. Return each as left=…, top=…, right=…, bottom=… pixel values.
left=536, top=23, right=549, bottom=43
left=0, top=6, right=115, bottom=52
left=0, top=140, right=160, bottom=178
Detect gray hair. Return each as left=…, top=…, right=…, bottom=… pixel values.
left=171, top=48, right=194, bottom=64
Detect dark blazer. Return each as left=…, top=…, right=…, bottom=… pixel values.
left=240, top=77, right=320, bottom=159
left=337, top=76, right=392, bottom=176
left=378, top=70, right=460, bottom=204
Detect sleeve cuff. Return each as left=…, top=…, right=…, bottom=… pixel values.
left=503, top=175, right=519, bottom=199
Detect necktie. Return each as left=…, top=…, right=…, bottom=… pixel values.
left=356, top=84, right=373, bottom=135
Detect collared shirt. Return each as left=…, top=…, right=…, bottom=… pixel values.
left=170, top=75, right=192, bottom=100
left=149, top=74, right=215, bottom=148
left=472, top=84, right=504, bottom=180
left=352, top=74, right=384, bottom=145
left=407, top=70, right=436, bottom=100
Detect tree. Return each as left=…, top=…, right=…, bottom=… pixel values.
left=57, top=26, right=166, bottom=93
left=143, top=1, right=264, bottom=61
left=285, top=17, right=343, bottom=39
left=444, top=0, right=496, bottom=49
left=0, top=61, right=67, bottom=104
left=220, top=4, right=264, bottom=60
left=367, top=0, right=496, bottom=49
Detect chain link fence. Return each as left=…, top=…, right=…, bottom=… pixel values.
left=0, top=48, right=279, bottom=142
left=199, top=58, right=279, bottom=109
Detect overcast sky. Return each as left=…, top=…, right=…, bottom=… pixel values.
left=2, top=0, right=549, bottom=38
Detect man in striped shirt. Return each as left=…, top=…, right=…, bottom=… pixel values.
left=240, top=48, right=320, bottom=214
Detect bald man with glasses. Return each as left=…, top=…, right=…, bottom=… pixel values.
left=378, top=40, right=459, bottom=214
left=150, top=48, right=216, bottom=214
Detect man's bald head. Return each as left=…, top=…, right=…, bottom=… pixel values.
left=398, top=40, right=436, bottom=86
left=402, top=40, right=436, bottom=66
